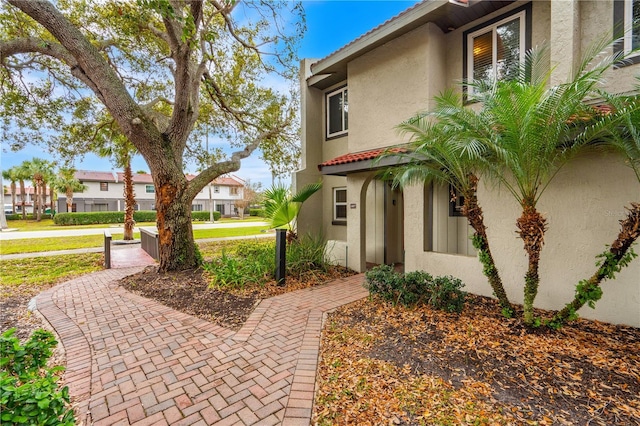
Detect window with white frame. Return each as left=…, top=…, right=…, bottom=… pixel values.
left=214, top=185, right=220, bottom=193
left=626, top=0, right=640, bottom=55
left=326, top=87, right=348, bottom=138
left=466, top=9, right=527, bottom=96
left=99, top=182, right=108, bottom=191
left=333, top=187, right=347, bottom=224
left=192, top=204, right=203, bottom=212
left=230, top=187, right=239, bottom=195
left=614, top=0, right=640, bottom=65
left=145, top=185, right=155, bottom=193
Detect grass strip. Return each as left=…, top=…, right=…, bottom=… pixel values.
left=0, top=254, right=103, bottom=298
left=0, top=226, right=269, bottom=255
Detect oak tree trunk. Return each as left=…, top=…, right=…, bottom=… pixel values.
left=154, top=171, right=199, bottom=271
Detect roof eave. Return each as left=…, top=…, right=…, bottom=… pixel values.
left=310, top=0, right=448, bottom=77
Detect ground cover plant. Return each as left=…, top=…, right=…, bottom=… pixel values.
left=313, top=297, right=640, bottom=425
left=0, top=329, right=74, bottom=425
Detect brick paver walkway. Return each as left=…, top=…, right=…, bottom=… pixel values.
left=36, top=262, right=367, bottom=425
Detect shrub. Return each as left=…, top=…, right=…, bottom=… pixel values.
left=6, top=214, right=52, bottom=221
left=249, top=208, right=265, bottom=217
left=53, top=211, right=158, bottom=225
left=287, top=234, right=329, bottom=277
left=204, top=241, right=274, bottom=288
left=427, top=276, right=466, bottom=313
left=364, top=267, right=466, bottom=312
left=364, top=265, right=401, bottom=303
left=191, top=211, right=221, bottom=221
left=0, top=329, right=74, bottom=425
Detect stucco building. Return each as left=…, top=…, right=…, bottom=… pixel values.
left=57, top=170, right=245, bottom=217
left=295, top=0, right=640, bottom=326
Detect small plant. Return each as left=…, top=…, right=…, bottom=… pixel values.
left=287, top=234, right=329, bottom=277
left=0, top=328, right=74, bottom=425
left=365, top=266, right=467, bottom=312
left=364, top=265, right=401, bottom=303
left=427, top=276, right=467, bottom=313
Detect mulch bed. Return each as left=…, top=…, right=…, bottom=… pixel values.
left=314, top=296, right=640, bottom=425
left=119, top=265, right=357, bottom=330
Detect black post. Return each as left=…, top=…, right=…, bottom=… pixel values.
left=104, top=231, right=112, bottom=269
left=275, top=229, right=286, bottom=286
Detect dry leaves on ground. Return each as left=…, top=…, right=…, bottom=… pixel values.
left=314, top=296, right=640, bottom=426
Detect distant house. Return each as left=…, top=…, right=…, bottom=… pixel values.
left=57, top=171, right=245, bottom=217
left=295, top=0, right=640, bottom=326
left=3, top=186, right=42, bottom=214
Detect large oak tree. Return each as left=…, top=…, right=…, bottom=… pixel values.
left=0, top=0, right=303, bottom=270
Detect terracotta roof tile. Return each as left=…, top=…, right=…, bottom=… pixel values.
left=318, top=147, right=407, bottom=169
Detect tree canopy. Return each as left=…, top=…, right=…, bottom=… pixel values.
left=0, top=0, right=305, bottom=270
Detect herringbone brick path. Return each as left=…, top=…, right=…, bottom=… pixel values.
left=36, top=266, right=367, bottom=425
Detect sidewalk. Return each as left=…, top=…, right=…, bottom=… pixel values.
left=35, top=255, right=368, bottom=425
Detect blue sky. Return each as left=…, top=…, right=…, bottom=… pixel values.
left=1, top=1, right=419, bottom=188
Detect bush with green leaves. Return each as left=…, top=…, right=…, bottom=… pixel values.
left=427, top=275, right=466, bottom=313
left=204, top=236, right=331, bottom=289
left=249, top=208, right=265, bottom=217
left=204, top=241, right=275, bottom=288
left=6, top=214, right=53, bottom=221
left=364, top=266, right=466, bottom=312
left=191, top=211, right=222, bottom=222
left=0, top=328, right=74, bottom=425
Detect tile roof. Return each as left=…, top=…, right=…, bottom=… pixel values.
left=76, top=170, right=244, bottom=186
left=318, top=147, right=408, bottom=169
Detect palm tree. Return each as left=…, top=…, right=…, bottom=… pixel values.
left=2, top=166, right=19, bottom=214
left=465, top=42, right=638, bottom=325
left=28, top=158, right=55, bottom=221
left=54, top=167, right=87, bottom=213
left=384, top=94, right=513, bottom=315
left=263, top=182, right=322, bottom=242
left=98, top=135, right=138, bottom=240
left=550, top=93, right=640, bottom=326
left=15, top=161, right=31, bottom=220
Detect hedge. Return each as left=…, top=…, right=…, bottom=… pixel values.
left=54, top=211, right=154, bottom=225
left=191, top=211, right=221, bottom=221
left=6, top=213, right=53, bottom=221
left=249, top=208, right=265, bottom=217
left=53, top=210, right=221, bottom=225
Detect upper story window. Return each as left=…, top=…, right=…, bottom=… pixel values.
left=333, top=187, right=347, bottom=224
left=614, top=0, right=640, bottom=65
left=99, top=182, right=108, bottom=191
left=465, top=6, right=529, bottom=97
left=145, top=185, right=155, bottom=193
left=230, top=187, right=239, bottom=195
left=214, top=185, right=220, bottom=193
left=326, top=87, right=348, bottom=139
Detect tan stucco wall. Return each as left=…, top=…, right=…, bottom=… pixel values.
left=348, top=22, right=447, bottom=153
left=406, top=153, right=640, bottom=327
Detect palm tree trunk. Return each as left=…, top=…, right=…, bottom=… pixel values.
left=49, top=185, right=54, bottom=215
left=10, top=182, right=16, bottom=214
left=19, top=180, right=26, bottom=220
left=517, top=202, right=548, bottom=325
left=551, top=202, right=640, bottom=325
left=123, top=162, right=135, bottom=240
left=66, top=187, right=73, bottom=212
left=462, top=176, right=513, bottom=316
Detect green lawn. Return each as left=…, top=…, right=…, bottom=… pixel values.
left=0, top=226, right=270, bottom=255
left=0, top=254, right=103, bottom=299
left=5, top=217, right=265, bottom=232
